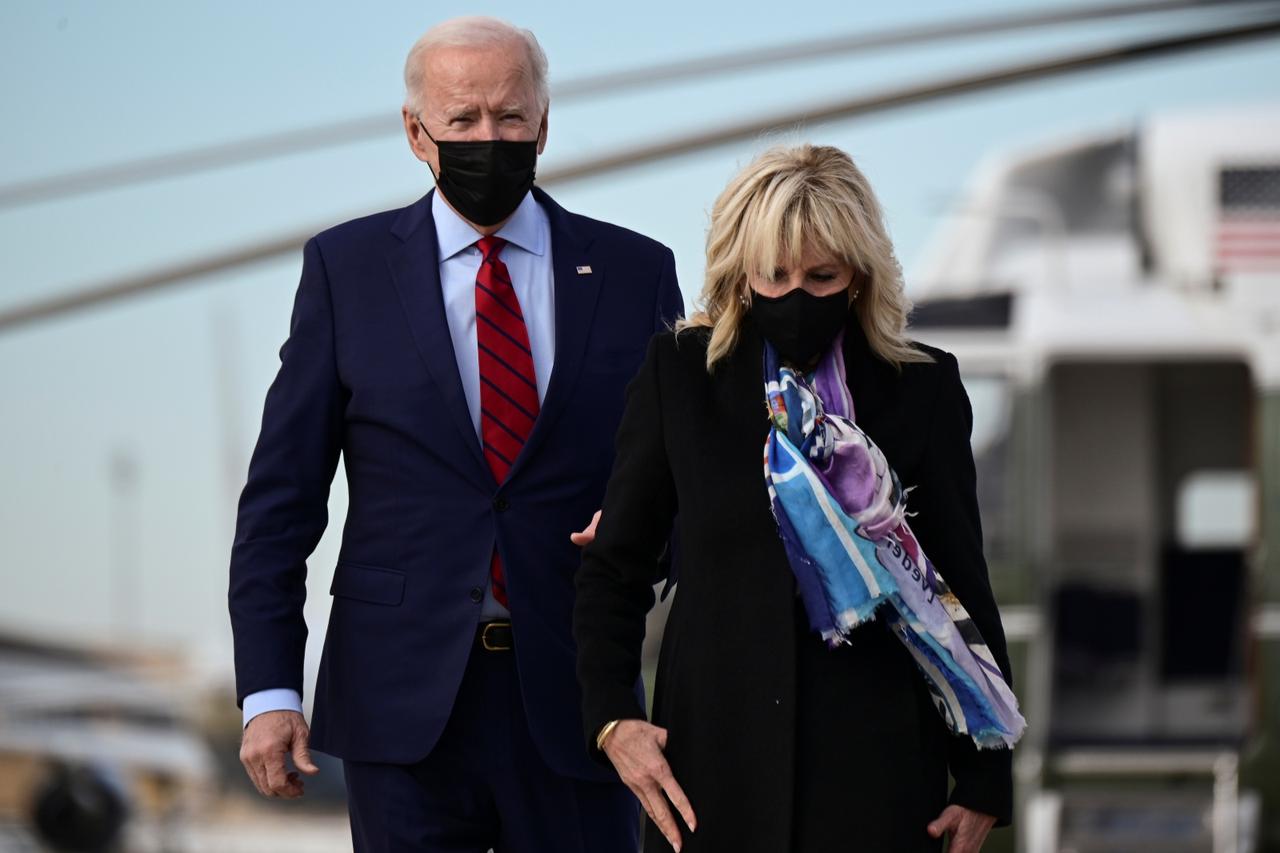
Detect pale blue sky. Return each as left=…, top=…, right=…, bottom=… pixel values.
left=1, top=0, right=1277, bottom=694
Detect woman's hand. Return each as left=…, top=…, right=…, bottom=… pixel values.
left=570, top=510, right=602, bottom=547
left=602, top=720, right=696, bottom=851
left=927, top=804, right=996, bottom=853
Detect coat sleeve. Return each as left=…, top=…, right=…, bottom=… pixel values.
left=228, top=237, right=346, bottom=709
left=906, top=350, right=1016, bottom=826
left=574, top=334, right=678, bottom=759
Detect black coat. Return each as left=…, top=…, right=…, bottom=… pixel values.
left=574, top=315, right=1015, bottom=852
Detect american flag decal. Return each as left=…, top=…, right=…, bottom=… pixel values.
left=1216, top=166, right=1280, bottom=272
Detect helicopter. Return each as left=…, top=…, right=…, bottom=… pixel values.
left=908, top=103, right=1280, bottom=853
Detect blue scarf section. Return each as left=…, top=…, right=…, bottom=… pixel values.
left=763, top=333, right=1025, bottom=749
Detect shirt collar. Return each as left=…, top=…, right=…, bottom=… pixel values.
left=432, top=190, right=548, bottom=262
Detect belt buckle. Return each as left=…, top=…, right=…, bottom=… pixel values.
left=482, top=621, right=513, bottom=651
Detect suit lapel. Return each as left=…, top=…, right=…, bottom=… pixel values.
left=386, top=190, right=492, bottom=483
left=504, top=187, right=603, bottom=480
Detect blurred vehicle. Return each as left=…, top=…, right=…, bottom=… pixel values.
left=0, top=632, right=356, bottom=853
left=0, top=632, right=213, bottom=852
left=908, top=103, right=1280, bottom=853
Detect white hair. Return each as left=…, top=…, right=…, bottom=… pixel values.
left=403, top=16, right=549, bottom=115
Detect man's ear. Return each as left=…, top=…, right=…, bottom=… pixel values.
left=403, top=107, right=431, bottom=164
left=536, top=109, right=549, bottom=156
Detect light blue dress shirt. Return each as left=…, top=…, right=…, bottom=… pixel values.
left=242, top=191, right=556, bottom=727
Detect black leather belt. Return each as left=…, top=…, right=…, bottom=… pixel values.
left=476, top=620, right=514, bottom=651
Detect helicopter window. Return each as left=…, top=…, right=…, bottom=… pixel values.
left=1000, top=136, right=1135, bottom=236
left=909, top=293, right=1012, bottom=329
left=1175, top=469, right=1257, bottom=550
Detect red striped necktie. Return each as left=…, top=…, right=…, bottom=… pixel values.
left=475, top=235, right=538, bottom=608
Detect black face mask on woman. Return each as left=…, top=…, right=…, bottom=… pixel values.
left=419, top=120, right=538, bottom=227
left=748, top=287, right=851, bottom=368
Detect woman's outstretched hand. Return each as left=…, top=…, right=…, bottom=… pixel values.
left=602, top=720, right=696, bottom=851
left=927, top=804, right=996, bottom=853
left=570, top=510, right=602, bottom=547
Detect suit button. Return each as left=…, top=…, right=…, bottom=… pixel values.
left=494, top=497, right=510, bottom=512
left=470, top=586, right=484, bottom=603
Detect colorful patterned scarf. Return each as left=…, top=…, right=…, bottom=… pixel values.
left=763, top=332, right=1025, bottom=749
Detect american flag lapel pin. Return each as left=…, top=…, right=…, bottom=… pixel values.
left=576, top=265, right=592, bottom=275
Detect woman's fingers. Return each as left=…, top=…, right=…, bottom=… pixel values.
left=640, top=781, right=684, bottom=851
left=657, top=769, right=697, bottom=833
left=603, top=720, right=695, bottom=849
left=645, top=732, right=695, bottom=831
left=627, top=778, right=680, bottom=845
left=928, top=804, right=995, bottom=853
left=927, top=804, right=962, bottom=838
left=952, top=810, right=996, bottom=853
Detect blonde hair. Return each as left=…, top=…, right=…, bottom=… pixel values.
left=679, top=144, right=931, bottom=371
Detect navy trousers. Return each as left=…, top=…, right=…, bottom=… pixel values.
left=342, top=631, right=639, bottom=853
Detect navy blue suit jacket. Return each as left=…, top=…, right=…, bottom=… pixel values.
left=229, top=187, right=682, bottom=781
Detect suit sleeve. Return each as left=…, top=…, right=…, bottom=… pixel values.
left=906, top=351, right=1015, bottom=826
left=574, top=334, right=677, bottom=759
left=228, top=237, right=346, bottom=709
left=651, top=246, right=683, bottom=591
left=655, top=246, right=685, bottom=331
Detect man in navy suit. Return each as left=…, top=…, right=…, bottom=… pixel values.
left=229, top=16, right=682, bottom=852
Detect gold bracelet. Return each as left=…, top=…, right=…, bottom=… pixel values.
left=596, top=719, right=622, bottom=752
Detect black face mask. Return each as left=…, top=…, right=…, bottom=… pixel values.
left=420, top=120, right=538, bottom=227
left=748, top=287, right=851, bottom=368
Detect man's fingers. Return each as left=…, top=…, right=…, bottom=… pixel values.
left=240, top=745, right=271, bottom=797
left=291, top=729, right=320, bottom=775
left=242, top=757, right=267, bottom=797
left=277, top=771, right=306, bottom=800
left=263, top=748, right=290, bottom=794
left=241, top=711, right=314, bottom=799
left=655, top=726, right=669, bottom=750
left=569, top=510, right=603, bottom=546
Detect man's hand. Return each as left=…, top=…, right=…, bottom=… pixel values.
left=239, top=710, right=319, bottom=799
left=601, top=720, right=696, bottom=852
left=570, top=510, right=602, bottom=547
left=927, top=804, right=996, bottom=853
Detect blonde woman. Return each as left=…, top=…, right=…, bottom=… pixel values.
left=573, top=145, right=1022, bottom=853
